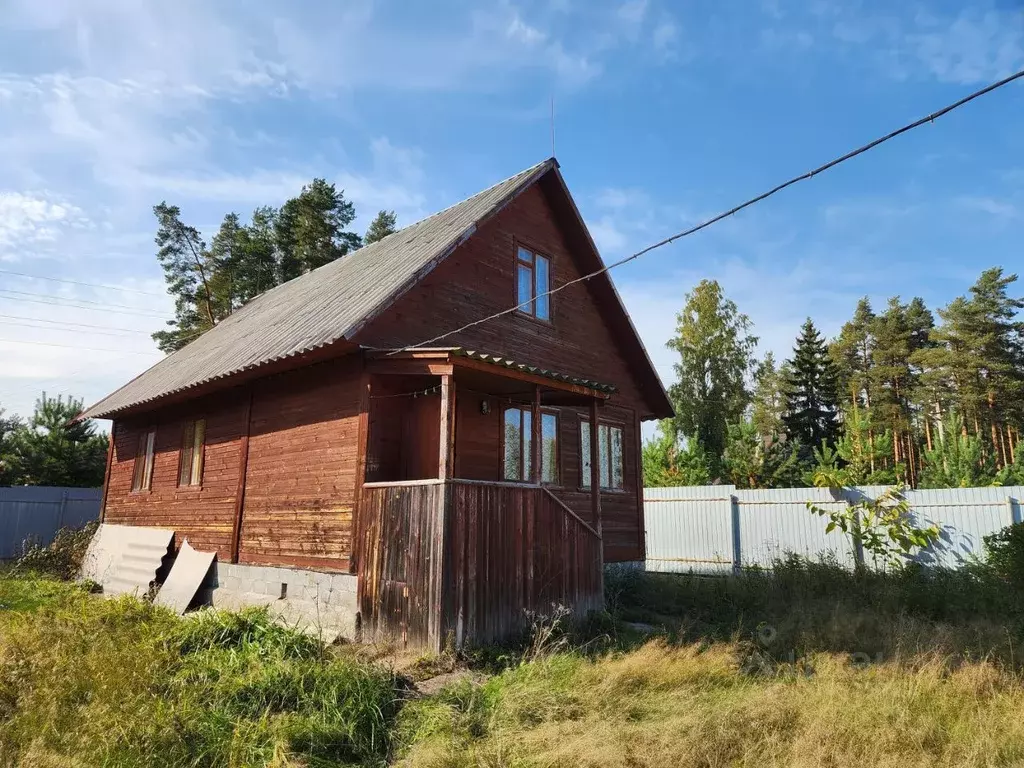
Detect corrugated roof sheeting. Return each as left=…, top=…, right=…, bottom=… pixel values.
left=81, top=160, right=554, bottom=419
left=452, top=349, right=617, bottom=393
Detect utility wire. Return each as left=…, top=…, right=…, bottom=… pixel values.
left=0, top=337, right=156, bottom=355
left=0, top=313, right=149, bottom=334
left=0, top=288, right=165, bottom=314
left=0, top=268, right=165, bottom=296
left=0, top=291, right=168, bottom=318
left=0, top=320, right=147, bottom=338
left=387, top=67, right=1024, bottom=354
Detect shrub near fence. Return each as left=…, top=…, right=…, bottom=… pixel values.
left=0, top=487, right=101, bottom=560
left=644, top=485, right=1024, bottom=573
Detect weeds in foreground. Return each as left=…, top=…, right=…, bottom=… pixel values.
left=13, top=520, right=98, bottom=580
left=398, top=640, right=1024, bottom=768
left=0, top=581, right=399, bottom=767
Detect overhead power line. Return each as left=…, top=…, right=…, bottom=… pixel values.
left=0, top=287, right=164, bottom=313
left=0, top=290, right=168, bottom=318
left=0, top=268, right=165, bottom=297
left=0, top=337, right=156, bottom=355
left=0, top=320, right=147, bottom=338
left=387, top=67, right=1024, bottom=354
left=0, top=313, right=149, bottom=334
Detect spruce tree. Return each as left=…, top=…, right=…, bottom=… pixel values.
left=784, top=318, right=840, bottom=458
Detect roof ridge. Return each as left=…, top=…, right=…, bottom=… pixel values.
left=80, top=157, right=558, bottom=419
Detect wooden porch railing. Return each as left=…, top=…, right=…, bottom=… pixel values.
left=357, top=479, right=604, bottom=650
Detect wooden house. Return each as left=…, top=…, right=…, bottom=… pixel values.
left=82, top=158, right=672, bottom=649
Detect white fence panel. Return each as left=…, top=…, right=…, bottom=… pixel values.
left=644, top=486, right=733, bottom=573
left=737, top=487, right=857, bottom=570
left=644, top=485, right=1024, bottom=573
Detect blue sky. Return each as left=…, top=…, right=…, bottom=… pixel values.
left=0, top=0, right=1022, bottom=423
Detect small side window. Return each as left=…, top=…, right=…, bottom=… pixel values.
left=178, top=419, right=206, bottom=487
left=131, top=429, right=156, bottom=492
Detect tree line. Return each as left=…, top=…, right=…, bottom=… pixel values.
left=0, top=395, right=107, bottom=487
left=644, top=267, right=1024, bottom=489
left=154, top=180, right=399, bottom=352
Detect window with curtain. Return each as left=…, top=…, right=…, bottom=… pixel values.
left=580, top=420, right=624, bottom=490
left=515, top=245, right=551, bottom=321
left=178, top=419, right=206, bottom=486
left=131, top=429, right=156, bottom=492
left=503, top=407, right=559, bottom=483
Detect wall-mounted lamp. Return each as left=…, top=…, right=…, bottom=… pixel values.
left=480, top=399, right=490, bottom=415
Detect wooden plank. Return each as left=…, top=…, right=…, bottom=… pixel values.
left=231, top=389, right=254, bottom=563
left=350, top=370, right=371, bottom=574
left=531, top=385, right=542, bottom=484
left=99, top=424, right=116, bottom=524
left=590, top=398, right=603, bottom=537
left=439, top=374, right=456, bottom=480
left=632, top=409, right=645, bottom=559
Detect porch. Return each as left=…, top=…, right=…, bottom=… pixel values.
left=353, top=348, right=612, bottom=649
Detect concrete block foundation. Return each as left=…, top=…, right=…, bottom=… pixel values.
left=196, top=561, right=359, bottom=641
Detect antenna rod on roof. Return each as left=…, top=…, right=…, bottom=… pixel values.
left=550, top=95, right=555, bottom=157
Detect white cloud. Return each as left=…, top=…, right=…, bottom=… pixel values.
left=955, top=195, right=1019, bottom=218
left=652, top=18, right=679, bottom=54
left=0, top=192, right=87, bottom=251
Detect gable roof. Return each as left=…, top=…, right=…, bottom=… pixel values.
left=81, top=158, right=672, bottom=420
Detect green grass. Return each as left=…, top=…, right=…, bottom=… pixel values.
left=0, top=576, right=399, bottom=767
left=8, top=558, right=1024, bottom=767
left=397, top=561, right=1024, bottom=767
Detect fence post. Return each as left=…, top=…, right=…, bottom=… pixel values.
left=57, top=490, right=68, bottom=530
left=845, top=489, right=865, bottom=569
left=730, top=495, right=741, bottom=574
left=1008, top=496, right=1018, bottom=527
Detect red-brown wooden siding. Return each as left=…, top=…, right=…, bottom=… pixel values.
left=239, top=357, right=361, bottom=571
left=101, top=176, right=656, bottom=567
left=104, top=391, right=248, bottom=558
left=105, top=358, right=363, bottom=569
left=356, top=183, right=651, bottom=561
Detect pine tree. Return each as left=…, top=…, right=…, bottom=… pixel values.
left=784, top=318, right=840, bottom=458
left=364, top=210, right=398, bottom=245
left=275, top=179, right=361, bottom=282
left=831, top=297, right=875, bottom=412
left=723, top=419, right=803, bottom=489
left=641, top=420, right=712, bottom=487
left=667, top=280, right=758, bottom=466
left=152, top=203, right=218, bottom=353
left=919, top=412, right=996, bottom=488
left=869, top=297, right=932, bottom=483
left=967, top=268, right=1024, bottom=468
left=4, top=394, right=108, bottom=487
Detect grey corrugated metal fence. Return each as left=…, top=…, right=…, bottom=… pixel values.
left=644, top=485, right=1024, bottom=573
left=0, top=487, right=101, bottom=560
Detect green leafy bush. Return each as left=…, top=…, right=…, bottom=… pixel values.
left=14, top=519, right=98, bottom=580
left=983, top=523, right=1024, bottom=586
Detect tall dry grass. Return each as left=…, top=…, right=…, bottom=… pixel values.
left=399, top=641, right=1024, bottom=767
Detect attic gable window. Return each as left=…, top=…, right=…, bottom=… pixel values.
left=516, top=246, right=551, bottom=321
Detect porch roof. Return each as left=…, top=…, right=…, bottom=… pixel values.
left=366, top=347, right=616, bottom=399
